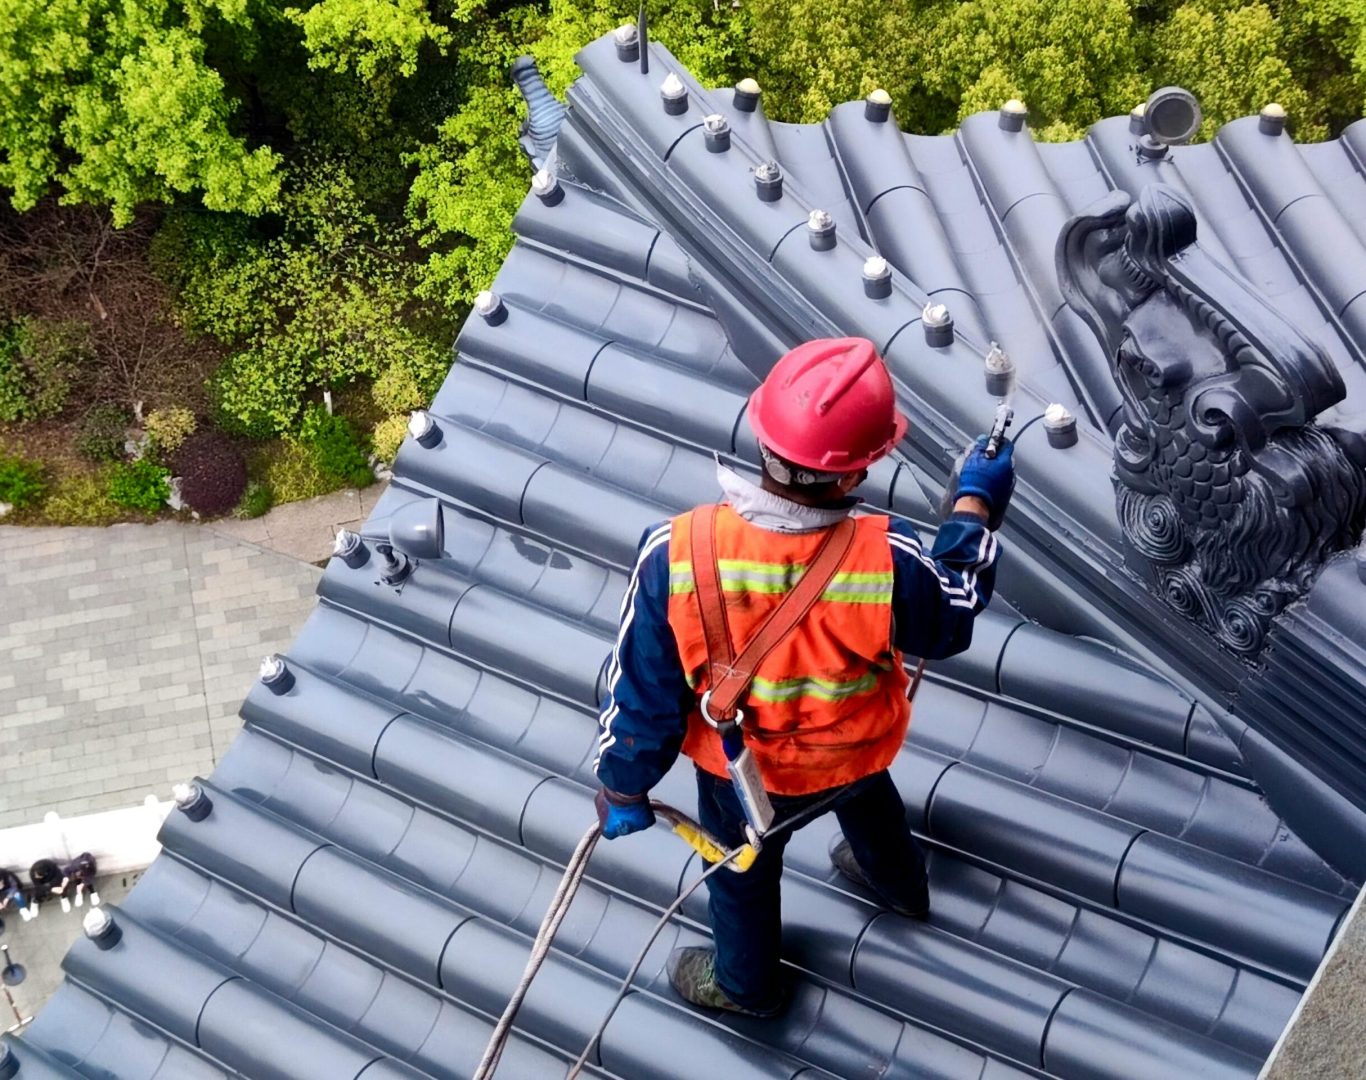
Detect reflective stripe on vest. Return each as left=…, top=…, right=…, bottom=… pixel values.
left=668, top=504, right=911, bottom=796
left=669, top=561, right=893, bottom=603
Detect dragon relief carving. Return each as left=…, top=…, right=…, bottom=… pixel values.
left=1058, top=184, right=1366, bottom=656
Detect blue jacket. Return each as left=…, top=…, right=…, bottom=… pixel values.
left=595, top=511, right=1000, bottom=797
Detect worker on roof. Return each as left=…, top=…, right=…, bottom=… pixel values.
left=593, top=336, right=1013, bottom=1017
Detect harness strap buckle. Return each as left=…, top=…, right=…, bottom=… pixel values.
left=698, top=689, right=744, bottom=734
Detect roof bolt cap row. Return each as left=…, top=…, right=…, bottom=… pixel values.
left=865, top=88, right=892, bottom=123
left=660, top=72, right=688, bottom=115
left=754, top=161, right=783, bottom=201
left=333, top=528, right=367, bottom=568
left=173, top=780, right=213, bottom=822
left=984, top=341, right=1016, bottom=396
left=83, top=905, right=121, bottom=949
left=474, top=288, right=507, bottom=325
left=1129, top=102, right=1147, bottom=135
left=258, top=653, right=295, bottom=695
left=999, top=98, right=1027, bottom=131
left=613, top=22, right=639, bottom=62
left=703, top=113, right=731, bottom=152
left=922, top=301, right=954, bottom=347
left=1044, top=403, right=1079, bottom=447
left=807, top=209, right=836, bottom=250
left=531, top=167, right=563, bottom=206
left=733, top=78, right=760, bottom=113
left=1260, top=102, right=1287, bottom=135
left=408, top=408, right=442, bottom=448
left=863, top=255, right=892, bottom=299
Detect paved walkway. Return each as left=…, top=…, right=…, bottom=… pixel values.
left=207, top=484, right=387, bottom=564
left=0, top=524, right=322, bottom=828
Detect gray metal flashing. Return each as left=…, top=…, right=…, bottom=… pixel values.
left=14, top=30, right=1366, bottom=1080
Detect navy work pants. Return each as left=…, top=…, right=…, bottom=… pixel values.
left=694, top=766, right=928, bottom=1012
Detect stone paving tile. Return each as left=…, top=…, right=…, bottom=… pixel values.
left=207, top=484, right=384, bottom=564
left=0, top=525, right=321, bottom=828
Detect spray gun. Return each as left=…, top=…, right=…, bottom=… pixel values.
left=941, top=342, right=1017, bottom=530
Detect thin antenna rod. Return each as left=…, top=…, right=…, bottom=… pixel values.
left=638, top=2, right=649, bottom=74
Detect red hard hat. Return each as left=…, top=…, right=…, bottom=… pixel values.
left=747, top=337, right=907, bottom=472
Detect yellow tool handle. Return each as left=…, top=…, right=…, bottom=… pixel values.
left=650, top=802, right=758, bottom=872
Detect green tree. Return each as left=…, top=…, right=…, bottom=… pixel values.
left=0, top=0, right=280, bottom=222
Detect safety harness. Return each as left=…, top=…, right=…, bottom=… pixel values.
left=691, top=503, right=856, bottom=841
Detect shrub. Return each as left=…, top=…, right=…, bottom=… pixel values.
left=145, top=406, right=198, bottom=452
left=253, top=439, right=336, bottom=503
left=371, top=413, right=409, bottom=464
left=234, top=479, right=274, bottom=519
left=300, top=404, right=373, bottom=487
left=107, top=458, right=171, bottom=513
left=0, top=455, right=46, bottom=509
left=76, top=403, right=132, bottom=462
left=40, top=470, right=124, bottom=526
left=171, top=431, right=248, bottom=516
left=371, top=362, right=425, bottom=415
left=209, top=345, right=306, bottom=438
left=0, top=319, right=84, bottom=423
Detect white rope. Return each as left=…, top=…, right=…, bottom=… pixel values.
left=472, top=822, right=601, bottom=1080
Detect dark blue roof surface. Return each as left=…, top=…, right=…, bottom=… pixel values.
left=11, top=33, right=1366, bottom=1080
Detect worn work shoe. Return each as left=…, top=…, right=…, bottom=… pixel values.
left=667, top=947, right=785, bottom=1018
left=830, top=839, right=930, bottom=920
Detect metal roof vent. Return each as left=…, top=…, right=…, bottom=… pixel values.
left=408, top=409, right=442, bottom=448
left=660, top=72, right=688, bottom=115
left=999, top=99, right=1027, bottom=132
left=531, top=167, right=563, bottom=206
left=923, top=301, right=954, bottom=347
left=613, top=23, right=639, bottom=62
left=863, top=255, right=892, bottom=299
left=808, top=209, right=836, bottom=250
left=703, top=113, right=731, bottom=153
left=733, top=77, right=760, bottom=113
left=1260, top=102, right=1287, bottom=136
left=259, top=654, right=294, bottom=695
left=474, top=288, right=507, bottom=325
left=865, top=88, right=892, bottom=123
left=510, top=57, right=565, bottom=169
left=1144, top=86, right=1201, bottom=145
left=755, top=161, right=783, bottom=201
left=1045, top=403, right=1079, bottom=448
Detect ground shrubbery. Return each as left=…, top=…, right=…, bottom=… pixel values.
left=107, top=457, right=171, bottom=513
left=171, top=430, right=248, bottom=516
left=0, top=454, right=46, bottom=509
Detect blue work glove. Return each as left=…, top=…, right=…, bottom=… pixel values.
left=595, top=787, right=656, bottom=839
left=955, top=436, right=1016, bottom=517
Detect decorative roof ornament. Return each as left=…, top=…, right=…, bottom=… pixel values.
left=1058, top=184, right=1366, bottom=655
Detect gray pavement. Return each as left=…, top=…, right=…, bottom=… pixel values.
left=0, top=524, right=321, bottom=827
left=207, top=484, right=386, bottom=564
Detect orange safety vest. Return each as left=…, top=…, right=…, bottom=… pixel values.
left=668, top=504, right=911, bottom=795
